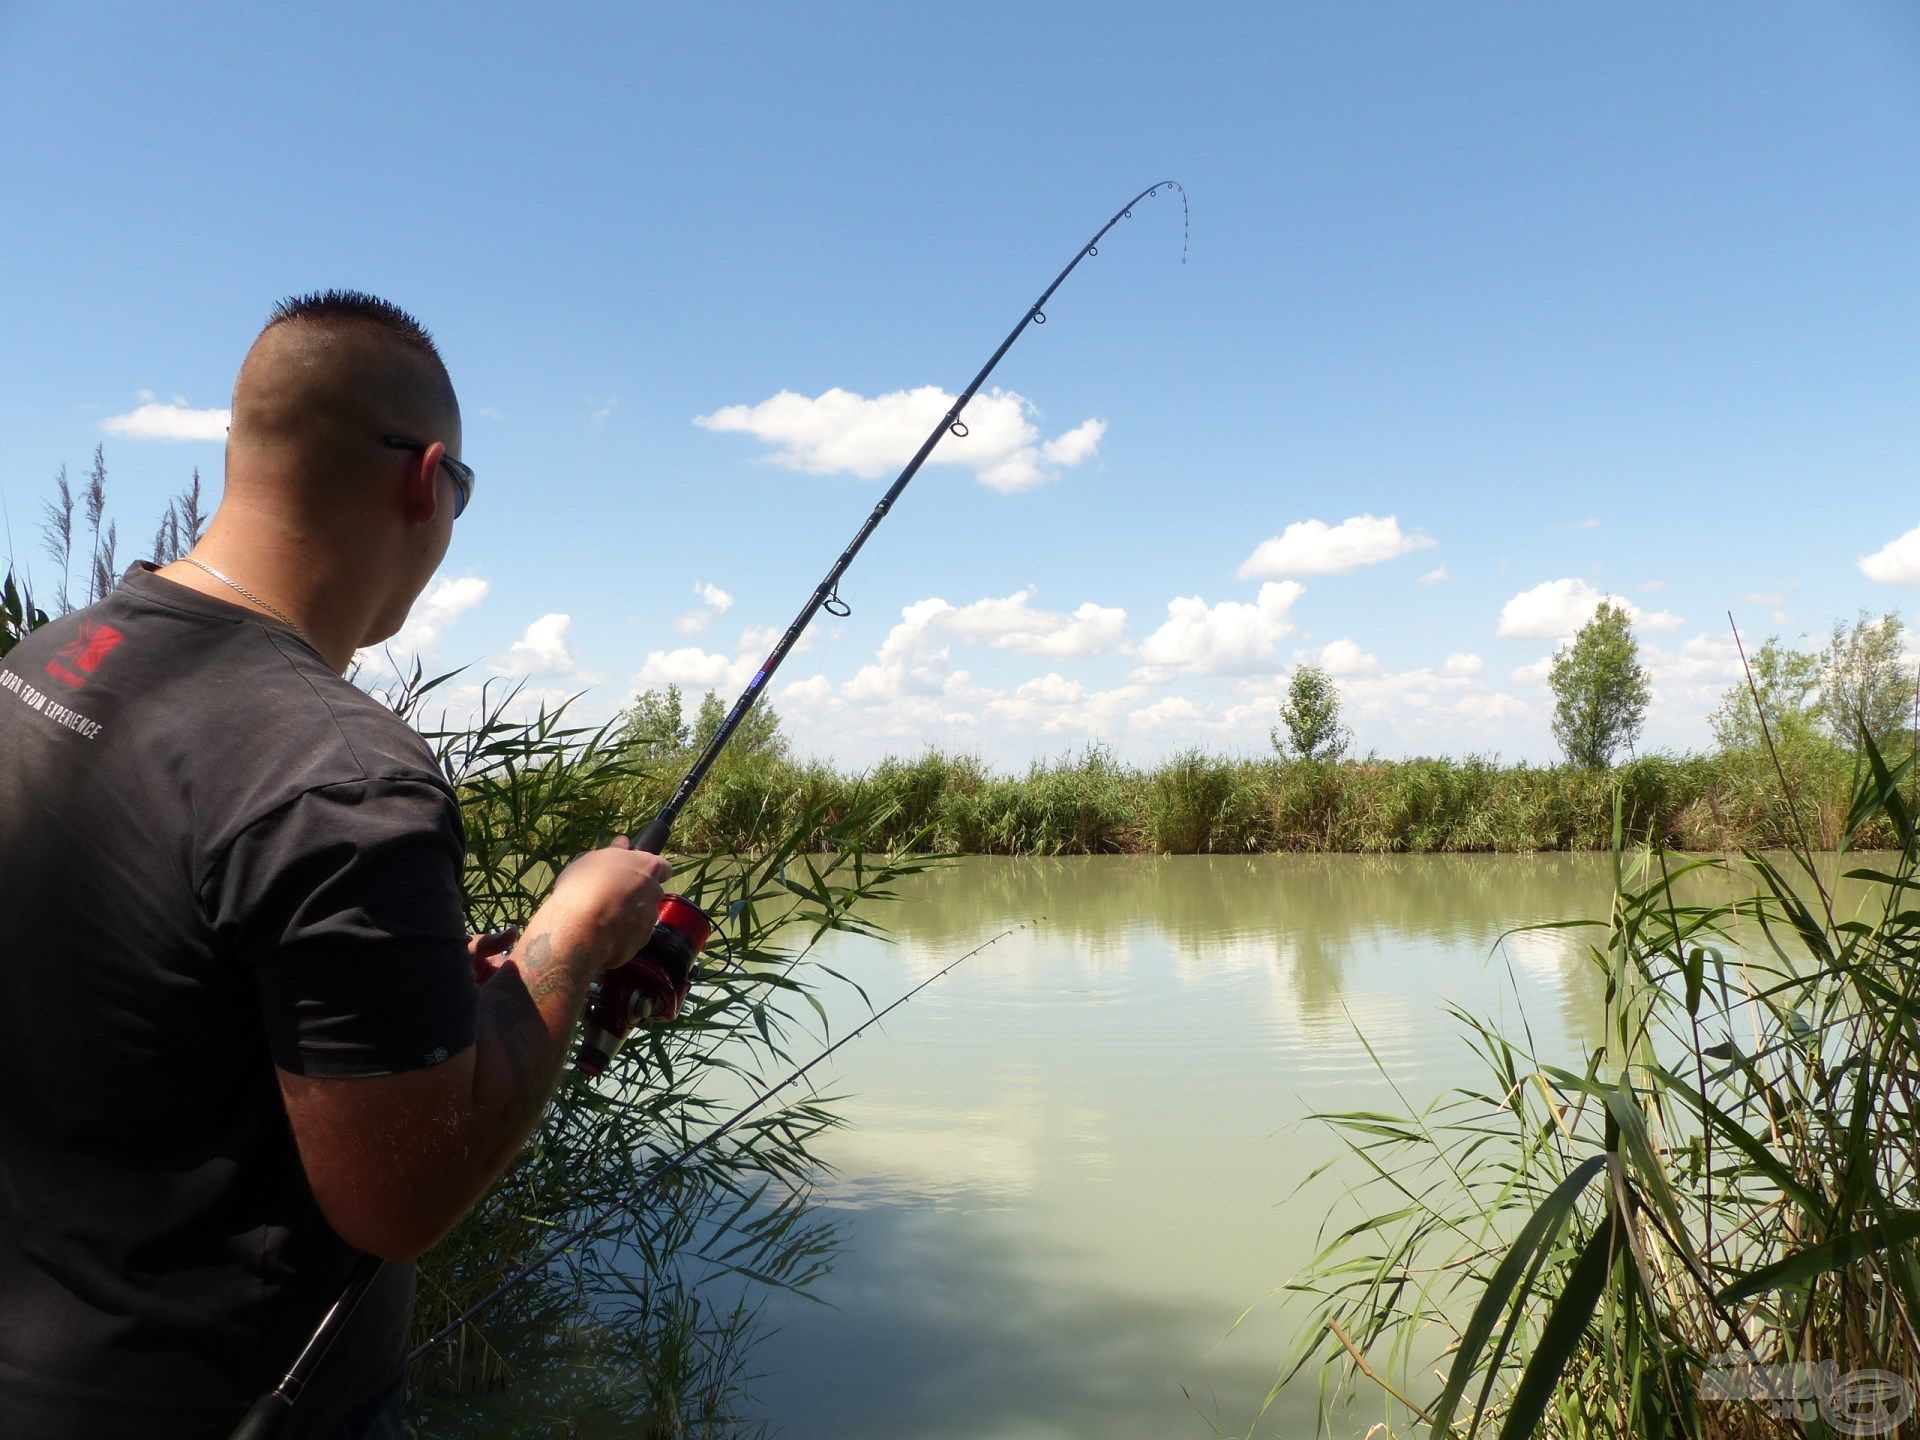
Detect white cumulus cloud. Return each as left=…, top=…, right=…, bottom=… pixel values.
left=1497, top=578, right=1681, bottom=640
left=396, top=575, right=488, bottom=654
left=838, top=590, right=1130, bottom=709
left=101, top=398, right=230, bottom=441
left=1135, top=581, right=1305, bottom=679
left=1237, top=514, right=1435, bottom=579
left=1040, top=418, right=1107, bottom=467
left=1015, top=673, right=1087, bottom=705
left=1129, top=695, right=1206, bottom=731
left=358, top=574, right=489, bottom=679
left=1315, top=638, right=1381, bottom=676
left=693, top=385, right=1104, bottom=493
left=1419, top=565, right=1450, bottom=586
left=1860, top=526, right=1920, bottom=586
left=503, top=613, right=580, bottom=678
left=780, top=674, right=834, bottom=708
left=633, top=646, right=757, bottom=694
left=673, top=581, right=735, bottom=635
left=907, top=591, right=1128, bottom=662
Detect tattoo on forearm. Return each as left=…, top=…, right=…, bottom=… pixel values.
left=516, top=932, right=577, bottom=1006
left=481, top=975, right=545, bottom=1097
left=474, top=930, right=593, bottom=1136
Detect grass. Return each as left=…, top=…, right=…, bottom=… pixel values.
left=613, top=742, right=1893, bottom=857
left=1273, top=731, right=1920, bottom=1439
left=386, top=670, right=932, bottom=1438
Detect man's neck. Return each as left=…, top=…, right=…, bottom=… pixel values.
left=160, top=530, right=366, bottom=674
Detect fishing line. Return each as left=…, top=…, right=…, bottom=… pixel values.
left=408, top=923, right=1022, bottom=1362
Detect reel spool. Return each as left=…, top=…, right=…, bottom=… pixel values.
left=574, top=893, right=714, bottom=1076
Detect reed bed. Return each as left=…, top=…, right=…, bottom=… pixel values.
left=615, top=744, right=1887, bottom=857
left=392, top=672, right=929, bottom=1437
left=1277, top=735, right=1920, bottom=1439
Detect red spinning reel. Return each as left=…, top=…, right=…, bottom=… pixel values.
left=573, top=893, right=714, bottom=1077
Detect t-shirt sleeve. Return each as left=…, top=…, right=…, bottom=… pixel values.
left=203, top=776, right=479, bottom=1079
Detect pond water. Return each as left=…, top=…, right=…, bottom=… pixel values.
left=741, top=854, right=1627, bottom=1440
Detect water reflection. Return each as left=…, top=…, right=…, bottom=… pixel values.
left=751, top=854, right=1643, bottom=1438
left=450, top=852, right=1869, bottom=1436
left=866, top=854, right=1622, bottom=1060
left=888, top=852, right=1608, bottom=944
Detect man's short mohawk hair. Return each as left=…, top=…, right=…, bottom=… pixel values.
left=264, top=289, right=442, bottom=362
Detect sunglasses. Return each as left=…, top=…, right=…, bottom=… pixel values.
left=383, top=435, right=476, bottom=519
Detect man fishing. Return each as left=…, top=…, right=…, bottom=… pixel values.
left=0, top=290, right=670, bottom=1438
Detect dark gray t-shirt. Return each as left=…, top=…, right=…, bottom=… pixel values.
left=0, top=563, right=478, bottom=1438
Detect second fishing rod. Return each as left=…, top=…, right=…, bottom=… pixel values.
left=228, top=179, right=1186, bottom=1439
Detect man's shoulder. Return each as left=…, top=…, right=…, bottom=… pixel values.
left=200, top=640, right=456, bottom=847
left=183, top=646, right=460, bottom=888
left=102, top=574, right=452, bottom=829
left=284, top=655, right=449, bottom=790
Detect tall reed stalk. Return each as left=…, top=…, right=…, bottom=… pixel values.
left=387, top=671, right=929, bottom=1437
left=1279, top=736, right=1920, bottom=1439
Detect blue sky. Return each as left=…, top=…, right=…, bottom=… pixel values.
left=5, top=2, right=1919, bottom=767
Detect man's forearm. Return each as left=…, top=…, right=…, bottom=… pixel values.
left=467, top=922, right=606, bottom=1174
left=276, top=853, right=667, bottom=1263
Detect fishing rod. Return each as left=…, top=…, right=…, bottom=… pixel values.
left=229, top=179, right=1185, bottom=1438
left=630, top=179, right=1187, bottom=869
left=578, top=178, right=1186, bottom=1070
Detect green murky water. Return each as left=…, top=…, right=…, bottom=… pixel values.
left=745, top=854, right=1625, bottom=1439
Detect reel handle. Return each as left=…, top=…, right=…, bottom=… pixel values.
left=573, top=893, right=713, bottom=1076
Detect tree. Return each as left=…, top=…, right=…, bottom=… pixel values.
left=1815, top=610, right=1909, bottom=749
left=691, top=688, right=787, bottom=761
left=1708, top=612, right=1912, bottom=756
left=619, top=684, right=690, bottom=761
left=1709, top=635, right=1820, bottom=752
left=1549, top=601, right=1649, bottom=768
left=621, top=685, right=788, bottom=766
left=1272, top=664, right=1350, bottom=762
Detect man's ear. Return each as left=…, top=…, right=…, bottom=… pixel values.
left=400, top=440, right=447, bottom=524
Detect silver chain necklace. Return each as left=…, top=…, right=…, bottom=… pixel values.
left=179, top=557, right=317, bottom=649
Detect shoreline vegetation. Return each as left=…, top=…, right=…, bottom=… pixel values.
left=1284, top=751, right=1920, bottom=1439
left=614, top=739, right=1898, bottom=857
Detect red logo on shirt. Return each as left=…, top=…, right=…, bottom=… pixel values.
left=45, top=622, right=124, bottom=688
